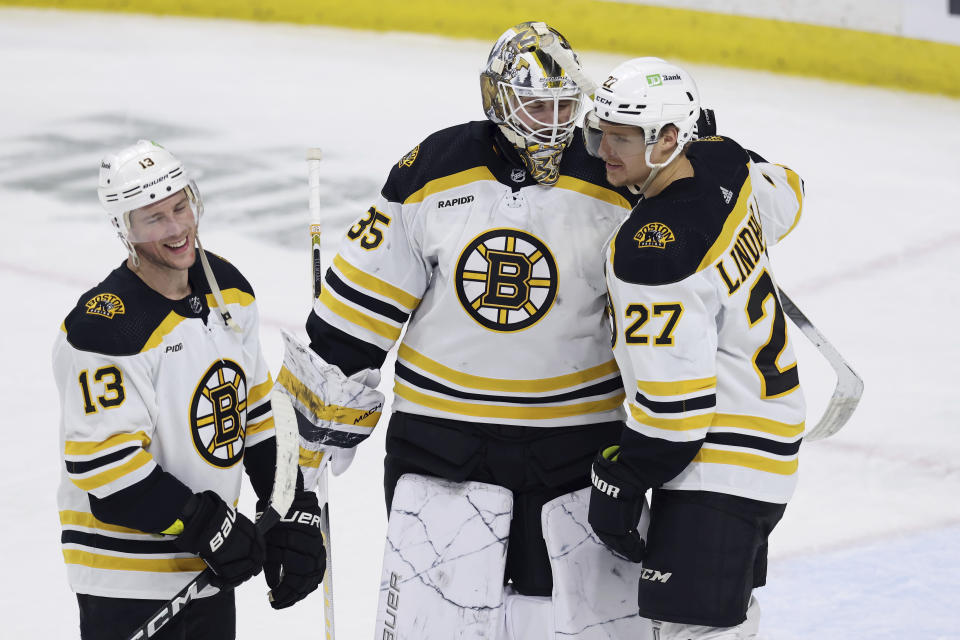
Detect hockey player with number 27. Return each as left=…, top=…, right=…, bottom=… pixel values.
left=53, top=141, right=325, bottom=640
left=275, top=21, right=661, bottom=640
left=585, top=58, right=806, bottom=639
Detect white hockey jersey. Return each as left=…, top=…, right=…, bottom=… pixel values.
left=308, top=121, right=635, bottom=428
left=53, top=252, right=275, bottom=599
left=605, top=137, right=805, bottom=504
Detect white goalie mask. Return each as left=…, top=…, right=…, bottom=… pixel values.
left=480, top=21, right=584, bottom=185
left=584, top=57, right=700, bottom=193
left=97, top=140, right=203, bottom=248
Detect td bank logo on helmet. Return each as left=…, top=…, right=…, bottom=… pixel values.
left=646, top=73, right=682, bottom=86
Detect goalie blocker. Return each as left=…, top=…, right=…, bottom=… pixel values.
left=375, top=474, right=653, bottom=640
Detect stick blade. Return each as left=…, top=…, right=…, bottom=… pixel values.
left=805, top=362, right=864, bottom=441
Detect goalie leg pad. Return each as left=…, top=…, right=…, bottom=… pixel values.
left=500, top=588, right=554, bottom=640
left=375, top=473, right=513, bottom=640
left=542, top=487, right=654, bottom=640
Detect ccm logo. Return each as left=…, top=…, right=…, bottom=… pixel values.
left=640, top=568, right=672, bottom=583
left=591, top=468, right=620, bottom=498
left=209, top=508, right=237, bottom=552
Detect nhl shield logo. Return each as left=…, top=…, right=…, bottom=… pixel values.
left=190, top=360, right=248, bottom=468
left=510, top=168, right=526, bottom=183
left=85, top=293, right=125, bottom=319
left=634, top=222, right=675, bottom=249
left=454, top=228, right=558, bottom=332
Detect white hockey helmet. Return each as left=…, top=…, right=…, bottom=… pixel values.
left=585, top=57, right=700, bottom=187
left=480, top=21, right=584, bottom=185
left=97, top=139, right=203, bottom=245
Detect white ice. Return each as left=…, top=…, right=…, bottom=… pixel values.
left=1, top=8, right=958, bottom=639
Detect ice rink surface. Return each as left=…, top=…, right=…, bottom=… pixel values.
left=1, top=8, right=958, bottom=638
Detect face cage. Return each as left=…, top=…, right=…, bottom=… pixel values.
left=498, top=82, right=582, bottom=146
left=113, top=180, right=204, bottom=245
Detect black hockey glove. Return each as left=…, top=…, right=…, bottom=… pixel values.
left=257, top=490, right=327, bottom=610
left=588, top=446, right=648, bottom=563
left=173, top=490, right=265, bottom=589
left=695, top=107, right=717, bottom=138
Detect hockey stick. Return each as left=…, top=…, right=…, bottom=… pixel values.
left=778, top=288, right=863, bottom=441
left=307, top=147, right=337, bottom=640
left=125, top=387, right=299, bottom=640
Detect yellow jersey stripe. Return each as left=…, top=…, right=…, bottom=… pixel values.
left=70, top=450, right=153, bottom=491
left=637, top=377, right=717, bottom=397
left=247, top=376, right=274, bottom=408
left=333, top=254, right=420, bottom=310
left=63, top=549, right=206, bottom=573
left=319, top=289, right=402, bottom=341
left=398, top=344, right=620, bottom=393
left=697, top=173, right=753, bottom=271
left=142, top=311, right=186, bottom=352
left=65, top=431, right=152, bottom=457
left=59, top=510, right=145, bottom=535
left=299, top=447, right=326, bottom=469
left=630, top=404, right=714, bottom=432
left=554, top=176, right=632, bottom=209
left=403, top=166, right=497, bottom=205
left=205, top=288, right=255, bottom=309
left=694, top=448, right=798, bottom=475
left=396, top=382, right=625, bottom=420
left=776, top=165, right=804, bottom=242
left=278, top=366, right=382, bottom=428
left=713, top=413, right=805, bottom=438
left=246, top=416, right=275, bottom=437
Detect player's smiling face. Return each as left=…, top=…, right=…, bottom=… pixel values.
left=128, top=190, right=197, bottom=272
left=595, top=121, right=650, bottom=187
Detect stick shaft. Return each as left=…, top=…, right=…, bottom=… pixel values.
left=306, top=148, right=335, bottom=639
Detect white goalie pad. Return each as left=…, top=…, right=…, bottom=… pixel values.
left=542, top=488, right=654, bottom=640
left=375, top=474, right=513, bottom=640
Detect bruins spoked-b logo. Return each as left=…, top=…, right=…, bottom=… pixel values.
left=455, top=228, right=558, bottom=332
left=190, top=360, right=247, bottom=468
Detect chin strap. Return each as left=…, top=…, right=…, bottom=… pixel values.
left=630, top=141, right=688, bottom=196
left=195, top=236, right=242, bottom=333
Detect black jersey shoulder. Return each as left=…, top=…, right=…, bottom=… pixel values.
left=62, top=251, right=251, bottom=356
left=382, top=121, right=503, bottom=204
left=63, top=262, right=177, bottom=356
left=189, top=250, right=254, bottom=299
left=612, top=136, right=752, bottom=286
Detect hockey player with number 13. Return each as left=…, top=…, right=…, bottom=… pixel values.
left=585, top=58, right=806, bottom=639
left=53, top=141, right=326, bottom=639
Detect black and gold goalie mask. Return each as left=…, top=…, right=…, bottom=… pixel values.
left=480, top=21, right=583, bottom=185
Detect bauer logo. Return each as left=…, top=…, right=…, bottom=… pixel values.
left=380, top=571, right=401, bottom=640
left=438, top=195, right=474, bottom=208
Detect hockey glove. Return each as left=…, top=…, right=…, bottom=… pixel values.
left=258, top=490, right=327, bottom=609
left=172, top=490, right=265, bottom=589
left=588, top=446, right=648, bottom=563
